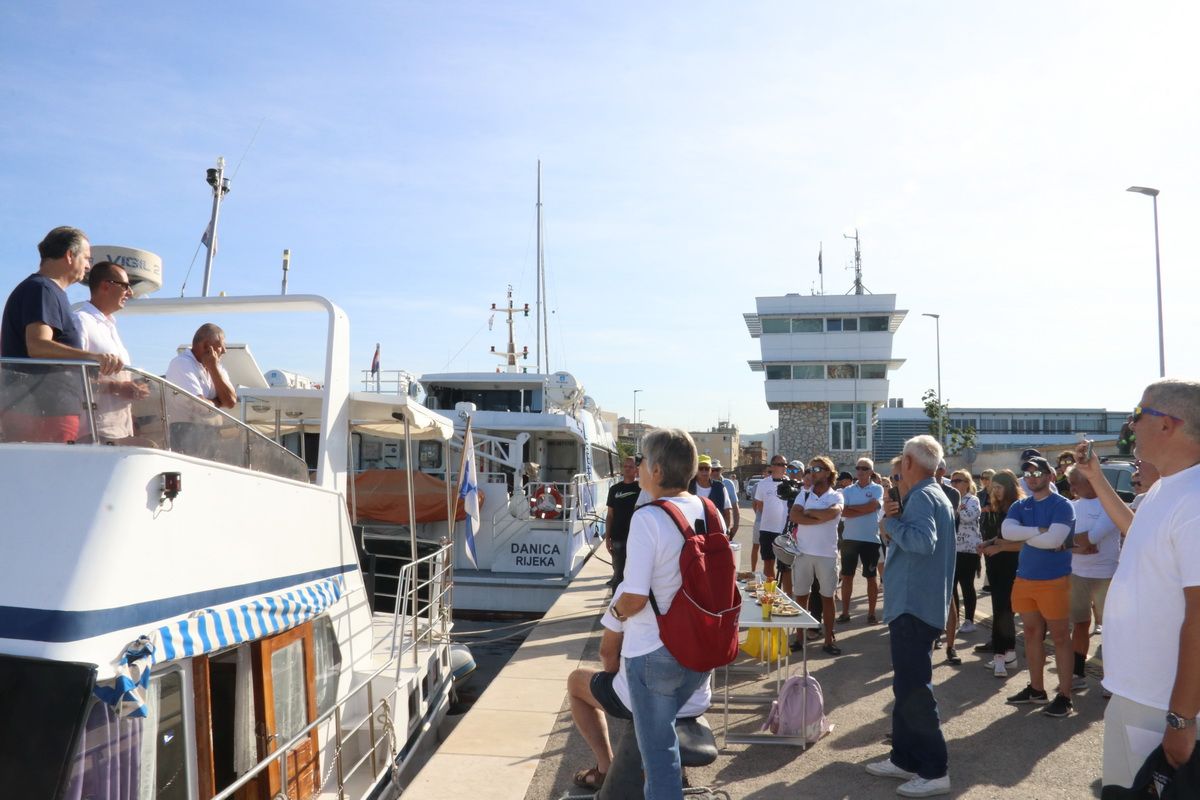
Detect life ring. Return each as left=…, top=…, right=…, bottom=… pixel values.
left=530, top=484, right=563, bottom=519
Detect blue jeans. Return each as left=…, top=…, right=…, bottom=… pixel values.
left=888, top=614, right=948, bottom=779
left=624, top=646, right=709, bottom=800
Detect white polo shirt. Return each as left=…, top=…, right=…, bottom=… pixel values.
left=75, top=302, right=133, bottom=439
left=75, top=302, right=130, bottom=365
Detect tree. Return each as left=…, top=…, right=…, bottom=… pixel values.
left=922, top=389, right=977, bottom=456
left=617, top=440, right=637, bottom=460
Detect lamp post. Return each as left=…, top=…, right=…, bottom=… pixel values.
left=922, top=313, right=943, bottom=444
left=633, top=388, right=642, bottom=426
left=1126, top=186, right=1165, bottom=377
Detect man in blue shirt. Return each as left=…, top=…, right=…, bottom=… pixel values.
left=866, top=435, right=956, bottom=798
left=839, top=456, right=884, bottom=625
left=1001, top=455, right=1077, bottom=717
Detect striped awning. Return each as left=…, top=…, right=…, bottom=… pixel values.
left=94, top=575, right=345, bottom=717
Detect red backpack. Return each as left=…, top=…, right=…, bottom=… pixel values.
left=648, top=497, right=742, bottom=672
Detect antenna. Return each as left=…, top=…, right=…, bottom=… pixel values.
left=280, top=249, right=290, bottom=295
left=489, top=285, right=531, bottom=373
left=201, top=156, right=231, bottom=297
left=818, top=242, right=824, bottom=295
left=842, top=228, right=871, bottom=295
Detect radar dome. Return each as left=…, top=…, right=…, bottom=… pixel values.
left=544, top=371, right=584, bottom=409
left=90, top=246, right=163, bottom=297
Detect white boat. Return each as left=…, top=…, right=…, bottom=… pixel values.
left=0, top=293, right=464, bottom=800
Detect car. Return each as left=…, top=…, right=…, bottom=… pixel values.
left=744, top=477, right=763, bottom=501
left=1099, top=457, right=1136, bottom=503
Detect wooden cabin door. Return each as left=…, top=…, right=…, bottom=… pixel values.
left=255, top=622, right=320, bottom=799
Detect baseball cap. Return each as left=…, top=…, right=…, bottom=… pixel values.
left=838, top=471, right=853, bottom=482
left=698, top=454, right=712, bottom=466
left=1019, top=448, right=1042, bottom=461
left=788, top=459, right=804, bottom=469
left=1021, top=456, right=1053, bottom=475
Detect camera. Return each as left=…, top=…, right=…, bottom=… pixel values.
left=776, top=477, right=804, bottom=503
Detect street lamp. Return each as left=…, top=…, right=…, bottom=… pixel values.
left=922, top=313, right=943, bottom=444
left=633, top=388, right=643, bottom=427
left=1126, top=186, right=1165, bottom=377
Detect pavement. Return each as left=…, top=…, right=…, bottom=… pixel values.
left=418, top=502, right=1110, bottom=799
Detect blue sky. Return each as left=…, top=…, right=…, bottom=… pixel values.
left=2, top=2, right=1197, bottom=436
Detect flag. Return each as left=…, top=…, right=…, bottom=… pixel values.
left=200, top=220, right=217, bottom=257
left=370, top=343, right=380, bottom=376
left=456, top=423, right=481, bottom=569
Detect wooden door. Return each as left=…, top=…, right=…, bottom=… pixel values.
left=254, top=622, right=320, bottom=800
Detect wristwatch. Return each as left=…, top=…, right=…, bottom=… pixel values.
left=1166, top=711, right=1196, bottom=730
left=610, top=604, right=627, bottom=622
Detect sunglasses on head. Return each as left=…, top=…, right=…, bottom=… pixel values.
left=1133, top=404, right=1181, bottom=424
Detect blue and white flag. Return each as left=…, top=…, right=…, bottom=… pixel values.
left=457, top=423, right=480, bottom=569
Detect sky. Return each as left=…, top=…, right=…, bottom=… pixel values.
left=2, top=2, right=1197, bottom=436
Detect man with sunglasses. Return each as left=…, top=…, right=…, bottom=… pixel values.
left=839, top=457, right=884, bottom=625
left=74, top=261, right=149, bottom=442
left=753, top=455, right=791, bottom=580
left=790, top=456, right=845, bottom=655
left=1085, top=382, right=1200, bottom=787
left=1001, top=455, right=1077, bottom=717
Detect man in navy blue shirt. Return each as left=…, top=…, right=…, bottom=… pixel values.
left=1, top=227, right=123, bottom=442
left=1001, top=455, right=1077, bottom=717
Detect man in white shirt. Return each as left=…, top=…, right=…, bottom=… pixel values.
left=753, top=455, right=791, bottom=581
left=1066, top=466, right=1120, bottom=693
left=711, top=461, right=740, bottom=539
left=164, top=323, right=239, bottom=456
left=75, top=261, right=148, bottom=441
left=1077, top=380, right=1200, bottom=788
left=790, top=455, right=844, bottom=655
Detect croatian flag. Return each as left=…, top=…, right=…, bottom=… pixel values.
left=370, top=343, right=380, bottom=376
left=458, top=424, right=480, bottom=569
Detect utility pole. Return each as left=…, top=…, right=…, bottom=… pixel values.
left=922, top=313, right=944, bottom=444
left=843, top=229, right=869, bottom=295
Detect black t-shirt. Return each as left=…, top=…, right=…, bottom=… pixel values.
left=606, top=480, right=641, bottom=544
left=1, top=274, right=82, bottom=357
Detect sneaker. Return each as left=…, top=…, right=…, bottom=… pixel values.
left=1072, top=675, right=1087, bottom=691
left=836, top=614, right=851, bottom=624
left=897, top=775, right=952, bottom=797
left=1092, top=623, right=1103, bottom=636
left=959, top=621, right=977, bottom=634
left=993, top=657, right=1007, bottom=678
left=1007, top=684, right=1049, bottom=704
left=973, top=642, right=994, bottom=654
left=865, top=759, right=916, bottom=780
left=1003, top=650, right=1018, bottom=665
left=945, top=648, right=962, bottom=665
left=1043, top=693, right=1074, bottom=717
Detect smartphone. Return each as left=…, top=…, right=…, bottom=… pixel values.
left=888, top=486, right=902, bottom=508
left=1085, top=440, right=1094, bottom=462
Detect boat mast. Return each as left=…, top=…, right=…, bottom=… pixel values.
left=201, top=156, right=231, bottom=298
left=490, top=285, right=530, bottom=373
left=535, top=161, right=548, bottom=372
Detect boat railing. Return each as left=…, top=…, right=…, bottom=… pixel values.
left=0, top=357, right=308, bottom=483
left=211, top=542, right=454, bottom=800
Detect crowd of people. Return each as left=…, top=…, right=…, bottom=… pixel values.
left=0, top=226, right=239, bottom=445
left=570, top=382, right=1199, bottom=798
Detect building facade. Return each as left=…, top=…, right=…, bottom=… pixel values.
left=690, top=422, right=740, bottom=468
left=745, top=294, right=906, bottom=465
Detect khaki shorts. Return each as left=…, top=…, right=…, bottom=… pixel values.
left=1011, top=576, right=1070, bottom=621
left=1069, top=574, right=1111, bottom=624
left=792, top=554, right=837, bottom=598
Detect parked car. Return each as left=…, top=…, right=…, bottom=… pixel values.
left=1099, top=457, right=1136, bottom=503
left=744, top=477, right=763, bottom=501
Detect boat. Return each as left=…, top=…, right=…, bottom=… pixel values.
left=0, top=291, right=466, bottom=799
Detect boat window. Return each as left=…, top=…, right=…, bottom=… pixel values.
left=0, top=655, right=95, bottom=799
left=419, top=440, right=442, bottom=470
left=313, top=616, right=343, bottom=716
left=64, top=669, right=189, bottom=800
left=270, top=640, right=309, bottom=743
left=590, top=445, right=614, bottom=478
left=427, top=386, right=539, bottom=413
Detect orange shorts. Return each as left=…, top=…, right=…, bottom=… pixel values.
left=1011, top=576, right=1071, bottom=620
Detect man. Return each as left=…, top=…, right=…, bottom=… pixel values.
left=934, top=460, right=962, bottom=664
left=867, top=435, right=955, bottom=797
left=1001, top=455, right=1076, bottom=717
left=1018, top=448, right=1059, bottom=495
left=75, top=261, right=150, bottom=442
left=1081, top=380, right=1200, bottom=788
left=753, top=455, right=791, bottom=581
left=566, top=587, right=711, bottom=790
left=790, top=456, right=844, bottom=655
left=165, top=323, right=238, bottom=409
left=839, top=456, right=884, bottom=625
left=1055, top=450, right=1076, bottom=497
left=1, top=227, right=122, bottom=442
left=837, top=471, right=854, bottom=490
left=1065, top=465, right=1119, bottom=694
left=711, top=460, right=739, bottom=539
left=604, top=456, right=641, bottom=588
left=687, top=455, right=732, bottom=532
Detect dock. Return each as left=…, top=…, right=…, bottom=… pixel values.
left=408, top=504, right=1109, bottom=799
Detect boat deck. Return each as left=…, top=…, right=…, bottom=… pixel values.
left=408, top=505, right=1111, bottom=799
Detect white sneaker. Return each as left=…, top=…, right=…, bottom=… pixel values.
left=1003, top=650, right=1017, bottom=665
left=897, top=774, right=952, bottom=797
left=959, top=621, right=977, bottom=633
left=993, top=656, right=1007, bottom=678
left=866, top=759, right=917, bottom=780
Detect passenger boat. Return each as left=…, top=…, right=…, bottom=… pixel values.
left=0, top=293, right=464, bottom=800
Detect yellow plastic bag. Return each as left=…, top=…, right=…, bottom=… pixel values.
left=740, top=627, right=791, bottom=661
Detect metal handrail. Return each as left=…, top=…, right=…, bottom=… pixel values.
left=211, top=542, right=453, bottom=800
left=0, top=357, right=307, bottom=482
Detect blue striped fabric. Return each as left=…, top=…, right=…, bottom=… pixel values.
left=94, top=575, right=345, bottom=716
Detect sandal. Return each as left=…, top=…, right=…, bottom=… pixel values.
left=573, top=766, right=606, bottom=789
left=868, top=614, right=879, bottom=624
left=822, top=643, right=842, bottom=655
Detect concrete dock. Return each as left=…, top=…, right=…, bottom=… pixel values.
left=409, top=503, right=1109, bottom=799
